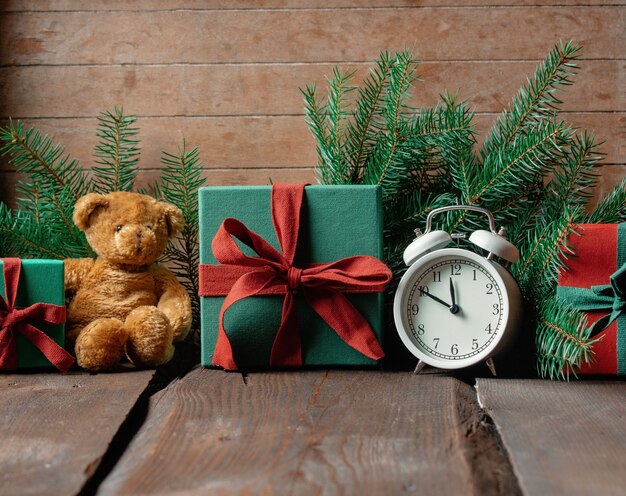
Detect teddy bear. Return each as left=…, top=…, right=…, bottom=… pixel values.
left=64, top=191, right=192, bottom=372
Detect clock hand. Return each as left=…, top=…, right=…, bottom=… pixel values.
left=449, top=279, right=460, bottom=314
left=419, top=288, right=452, bottom=309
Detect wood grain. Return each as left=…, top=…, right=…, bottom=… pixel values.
left=3, top=1, right=625, bottom=12
left=0, top=7, right=622, bottom=65
left=0, top=61, right=622, bottom=119
left=476, top=379, right=626, bottom=496
left=0, top=370, right=155, bottom=496
left=98, top=369, right=516, bottom=495
left=0, top=112, right=622, bottom=171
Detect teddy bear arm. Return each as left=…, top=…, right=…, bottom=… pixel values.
left=64, top=258, right=95, bottom=295
left=153, top=267, right=192, bottom=342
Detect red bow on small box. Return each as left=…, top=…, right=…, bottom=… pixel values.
left=199, top=183, right=392, bottom=370
left=0, top=258, right=74, bottom=372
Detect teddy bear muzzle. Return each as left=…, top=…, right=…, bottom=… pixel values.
left=115, top=225, right=161, bottom=263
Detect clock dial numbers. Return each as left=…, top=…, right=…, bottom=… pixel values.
left=405, top=257, right=504, bottom=361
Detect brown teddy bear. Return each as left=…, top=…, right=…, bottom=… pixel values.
left=64, top=191, right=192, bottom=372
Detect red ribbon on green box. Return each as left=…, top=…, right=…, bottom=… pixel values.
left=0, top=258, right=74, bottom=372
left=557, top=224, right=626, bottom=375
left=198, top=183, right=392, bottom=371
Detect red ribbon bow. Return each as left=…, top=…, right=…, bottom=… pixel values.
left=199, top=183, right=392, bottom=370
left=0, top=258, right=74, bottom=372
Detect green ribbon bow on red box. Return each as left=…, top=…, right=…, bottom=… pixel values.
left=0, top=258, right=74, bottom=372
left=199, top=183, right=392, bottom=371
left=559, top=264, right=626, bottom=337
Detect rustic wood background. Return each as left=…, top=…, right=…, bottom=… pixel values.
left=0, top=0, right=624, bottom=205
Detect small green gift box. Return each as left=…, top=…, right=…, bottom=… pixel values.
left=0, top=259, right=73, bottom=371
left=199, top=184, right=391, bottom=370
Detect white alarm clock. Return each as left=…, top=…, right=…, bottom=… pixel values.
left=393, top=205, right=523, bottom=375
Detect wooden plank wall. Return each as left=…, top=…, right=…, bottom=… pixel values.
left=0, top=1, right=624, bottom=206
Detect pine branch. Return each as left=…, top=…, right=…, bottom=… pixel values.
left=346, top=51, right=394, bottom=179
left=325, top=68, right=357, bottom=184
left=514, top=206, right=580, bottom=302
left=481, top=41, right=581, bottom=158
left=471, top=119, right=569, bottom=206
left=546, top=131, right=602, bottom=217
left=0, top=204, right=67, bottom=259
left=536, top=295, right=598, bottom=380
left=37, top=185, right=93, bottom=258
left=0, top=120, right=88, bottom=201
left=92, top=107, right=140, bottom=192
left=365, top=51, right=421, bottom=196
left=587, top=177, right=626, bottom=223
left=302, top=83, right=332, bottom=183
left=156, top=141, right=206, bottom=336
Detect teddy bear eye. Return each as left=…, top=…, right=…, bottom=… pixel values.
left=146, top=225, right=153, bottom=230
left=116, top=225, right=123, bottom=232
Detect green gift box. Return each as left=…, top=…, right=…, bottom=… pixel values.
left=199, top=184, right=389, bottom=370
left=0, top=259, right=69, bottom=370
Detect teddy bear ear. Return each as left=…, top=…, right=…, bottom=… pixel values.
left=160, top=202, right=184, bottom=238
left=73, top=193, right=110, bottom=231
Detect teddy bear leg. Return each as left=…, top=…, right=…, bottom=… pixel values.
left=124, top=306, right=175, bottom=367
left=74, top=318, right=126, bottom=372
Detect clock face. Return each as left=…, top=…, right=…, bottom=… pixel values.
left=394, top=249, right=510, bottom=368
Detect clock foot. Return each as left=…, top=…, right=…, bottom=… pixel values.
left=486, top=357, right=497, bottom=377
left=413, top=360, right=427, bottom=375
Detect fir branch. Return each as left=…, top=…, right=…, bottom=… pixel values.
left=326, top=68, right=357, bottom=183
left=470, top=119, right=568, bottom=206
left=156, top=141, right=206, bottom=336
left=481, top=41, right=581, bottom=157
left=0, top=204, right=67, bottom=259
left=346, top=51, right=394, bottom=179
left=587, top=177, right=626, bottom=223
left=37, top=185, right=93, bottom=258
left=546, top=131, right=602, bottom=216
left=0, top=120, right=87, bottom=201
left=15, top=180, right=42, bottom=220
left=367, top=51, right=420, bottom=195
left=514, top=206, right=579, bottom=301
left=302, top=83, right=332, bottom=183
left=536, top=295, right=598, bottom=380
left=92, top=107, right=140, bottom=192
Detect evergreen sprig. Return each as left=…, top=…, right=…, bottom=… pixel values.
left=481, top=41, right=581, bottom=158
left=535, top=295, right=599, bottom=381
left=92, top=107, right=140, bottom=193
left=152, top=142, right=206, bottom=339
left=303, top=43, right=624, bottom=379
left=0, top=120, right=89, bottom=200
left=588, top=178, right=626, bottom=224
left=0, top=120, right=92, bottom=257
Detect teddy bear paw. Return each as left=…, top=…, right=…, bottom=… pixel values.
left=75, top=318, right=125, bottom=372
left=125, top=306, right=175, bottom=367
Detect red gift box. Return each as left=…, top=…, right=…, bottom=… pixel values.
left=557, top=224, right=625, bottom=375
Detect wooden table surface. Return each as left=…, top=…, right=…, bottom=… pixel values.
left=1, top=367, right=624, bottom=496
